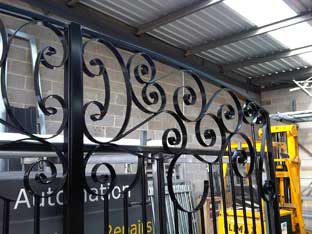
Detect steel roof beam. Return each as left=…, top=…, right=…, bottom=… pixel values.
left=186, top=11, right=312, bottom=56
left=252, top=67, right=312, bottom=86
left=262, top=83, right=298, bottom=91
left=223, top=45, right=312, bottom=71
left=136, top=0, right=223, bottom=35
left=20, top=0, right=260, bottom=99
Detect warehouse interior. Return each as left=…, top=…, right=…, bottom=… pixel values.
left=1, top=0, right=312, bottom=233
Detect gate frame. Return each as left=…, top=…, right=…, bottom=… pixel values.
left=0, top=3, right=282, bottom=234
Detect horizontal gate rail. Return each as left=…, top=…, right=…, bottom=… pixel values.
left=0, top=141, right=226, bottom=155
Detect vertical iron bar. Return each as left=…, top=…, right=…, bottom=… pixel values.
left=228, top=145, right=238, bottom=234
left=140, top=131, right=148, bottom=234
left=141, top=157, right=147, bottom=234
left=187, top=188, right=197, bottom=234
left=251, top=125, right=262, bottom=234
left=174, top=204, right=179, bottom=234
left=188, top=212, right=193, bottom=234
left=34, top=195, right=40, bottom=234
left=240, top=178, right=248, bottom=234
left=64, top=22, right=84, bottom=234
left=209, top=164, right=217, bottom=234
left=123, top=193, right=129, bottom=234
left=104, top=195, right=109, bottom=234
left=2, top=199, right=10, bottom=234
left=157, top=156, right=167, bottom=234
left=219, top=158, right=229, bottom=234
left=264, top=114, right=281, bottom=234
left=265, top=202, right=273, bottom=233
left=248, top=177, right=256, bottom=233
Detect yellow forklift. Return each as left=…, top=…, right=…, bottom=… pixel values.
left=218, top=125, right=307, bottom=234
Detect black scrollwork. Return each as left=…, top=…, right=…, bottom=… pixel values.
left=216, top=90, right=243, bottom=134
left=83, top=146, right=116, bottom=197
left=262, top=180, right=276, bottom=202
left=0, top=5, right=282, bottom=234
left=161, top=111, right=187, bottom=154
left=0, top=19, right=68, bottom=139
left=22, top=140, right=67, bottom=197
left=82, top=39, right=132, bottom=143
left=173, top=71, right=206, bottom=122
left=79, top=32, right=276, bottom=231
left=33, top=21, right=68, bottom=137
left=230, top=133, right=255, bottom=178
left=196, top=113, right=225, bottom=146
left=127, top=52, right=166, bottom=114
left=243, top=100, right=259, bottom=124
left=167, top=154, right=209, bottom=213
left=0, top=18, right=68, bottom=198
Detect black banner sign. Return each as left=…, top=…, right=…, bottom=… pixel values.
left=0, top=174, right=153, bottom=234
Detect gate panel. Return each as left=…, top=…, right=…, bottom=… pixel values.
left=0, top=3, right=281, bottom=234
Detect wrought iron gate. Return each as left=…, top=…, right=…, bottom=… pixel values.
left=0, top=3, right=281, bottom=234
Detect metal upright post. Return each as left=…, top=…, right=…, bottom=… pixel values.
left=152, top=155, right=167, bottom=234
left=64, top=22, right=84, bottom=234
left=2, top=198, right=11, bottom=234
left=264, top=111, right=281, bottom=234
left=140, top=131, right=148, bottom=234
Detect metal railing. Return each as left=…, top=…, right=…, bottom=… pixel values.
left=0, top=2, right=281, bottom=234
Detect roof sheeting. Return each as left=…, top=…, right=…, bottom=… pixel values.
left=151, top=2, right=253, bottom=48
left=81, top=0, right=199, bottom=26
left=199, top=34, right=285, bottom=64
left=80, top=0, right=312, bottom=86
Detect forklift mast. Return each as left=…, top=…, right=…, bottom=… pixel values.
left=219, top=125, right=306, bottom=234
left=260, top=125, right=305, bottom=234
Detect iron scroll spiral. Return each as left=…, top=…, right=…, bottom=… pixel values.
left=126, top=52, right=166, bottom=114
left=0, top=18, right=69, bottom=200
left=82, top=38, right=132, bottom=144
left=173, top=71, right=207, bottom=122
left=83, top=145, right=117, bottom=197
left=20, top=139, right=67, bottom=198
left=167, top=154, right=209, bottom=213
left=0, top=19, right=68, bottom=139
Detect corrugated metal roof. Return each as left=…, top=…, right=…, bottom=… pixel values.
left=199, top=34, right=285, bottom=64
left=234, top=55, right=310, bottom=78
left=80, top=0, right=312, bottom=82
left=81, top=0, right=199, bottom=26
left=151, top=3, right=254, bottom=48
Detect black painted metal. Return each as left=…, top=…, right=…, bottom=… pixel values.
left=64, top=22, right=84, bottom=234
left=33, top=196, right=40, bottom=234
left=156, top=157, right=167, bottom=234
left=264, top=114, right=281, bottom=234
left=208, top=164, right=217, bottom=234
left=0, top=3, right=282, bottom=234
left=1, top=196, right=11, bottom=234
left=140, top=131, right=148, bottom=234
